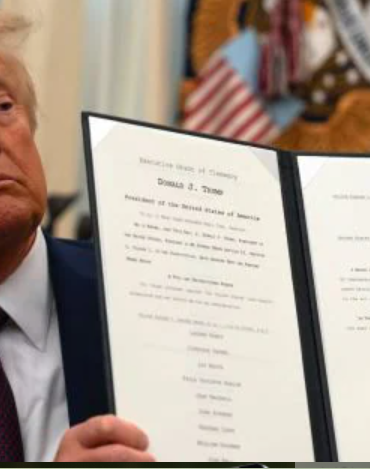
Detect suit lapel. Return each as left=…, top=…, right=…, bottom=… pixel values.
left=45, top=235, right=111, bottom=426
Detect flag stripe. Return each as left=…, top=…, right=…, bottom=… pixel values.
left=218, top=100, right=262, bottom=137
left=183, top=57, right=281, bottom=145
left=230, top=109, right=267, bottom=140
left=253, top=120, right=276, bottom=143
left=198, top=54, right=223, bottom=81
left=213, top=93, right=255, bottom=135
left=185, top=67, right=234, bottom=118
left=258, top=124, right=280, bottom=144
left=186, top=78, right=245, bottom=132
left=236, top=118, right=276, bottom=143
left=202, top=83, right=249, bottom=134
left=184, top=74, right=241, bottom=130
left=186, top=59, right=229, bottom=110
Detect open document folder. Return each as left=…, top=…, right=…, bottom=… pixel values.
left=82, top=113, right=370, bottom=463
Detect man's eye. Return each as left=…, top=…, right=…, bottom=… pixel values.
left=0, top=101, right=14, bottom=112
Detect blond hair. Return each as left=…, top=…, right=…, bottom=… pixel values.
left=0, top=12, right=37, bottom=132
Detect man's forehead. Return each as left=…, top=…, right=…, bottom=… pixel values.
left=0, top=75, right=13, bottom=93
left=0, top=54, right=24, bottom=97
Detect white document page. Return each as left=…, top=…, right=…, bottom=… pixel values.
left=89, top=117, right=314, bottom=462
left=298, top=156, right=370, bottom=462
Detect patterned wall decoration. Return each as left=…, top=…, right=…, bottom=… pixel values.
left=181, top=0, right=370, bottom=153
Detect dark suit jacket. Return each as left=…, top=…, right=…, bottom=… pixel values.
left=45, top=235, right=111, bottom=427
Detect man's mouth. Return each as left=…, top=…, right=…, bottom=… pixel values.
left=0, top=175, right=17, bottom=183
left=0, top=176, right=19, bottom=189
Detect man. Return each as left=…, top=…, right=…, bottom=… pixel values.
left=0, top=13, right=155, bottom=462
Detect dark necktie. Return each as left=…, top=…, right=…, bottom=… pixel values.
left=0, top=308, right=25, bottom=462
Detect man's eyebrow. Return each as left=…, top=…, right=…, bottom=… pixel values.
left=0, top=78, right=17, bottom=99
left=0, top=78, right=11, bottom=93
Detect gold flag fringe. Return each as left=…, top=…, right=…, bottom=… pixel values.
left=274, top=89, right=370, bottom=153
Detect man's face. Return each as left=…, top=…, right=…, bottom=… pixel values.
left=0, top=57, right=47, bottom=246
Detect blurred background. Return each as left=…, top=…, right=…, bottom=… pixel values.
left=2, top=0, right=370, bottom=239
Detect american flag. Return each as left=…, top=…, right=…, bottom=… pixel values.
left=183, top=53, right=280, bottom=145
left=182, top=28, right=304, bottom=145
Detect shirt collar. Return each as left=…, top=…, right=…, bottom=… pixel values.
left=0, top=229, right=51, bottom=351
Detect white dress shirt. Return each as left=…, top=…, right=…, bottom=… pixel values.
left=0, top=230, right=69, bottom=462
